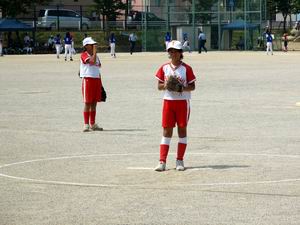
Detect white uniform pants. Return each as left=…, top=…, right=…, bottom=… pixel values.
left=165, top=41, right=170, bottom=50
left=64, top=44, right=72, bottom=59
left=71, top=41, right=76, bottom=55
left=266, top=42, right=273, bottom=55
left=55, top=44, right=61, bottom=57
left=110, top=43, right=115, bottom=56
left=0, top=43, right=2, bottom=56
left=183, top=41, right=191, bottom=52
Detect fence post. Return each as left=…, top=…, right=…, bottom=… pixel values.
left=218, top=0, right=221, bottom=50
left=57, top=5, right=60, bottom=31
left=166, top=0, right=170, bottom=32
left=125, top=0, right=128, bottom=30
left=80, top=5, right=83, bottom=31
left=192, top=0, right=195, bottom=51
left=143, top=5, right=149, bottom=52
left=33, top=4, right=37, bottom=47
left=244, top=0, right=247, bottom=50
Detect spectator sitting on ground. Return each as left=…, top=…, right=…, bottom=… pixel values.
left=236, top=36, right=244, bottom=50
left=23, top=35, right=33, bottom=54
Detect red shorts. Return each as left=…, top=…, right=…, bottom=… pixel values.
left=162, top=99, right=190, bottom=128
left=82, top=77, right=102, bottom=103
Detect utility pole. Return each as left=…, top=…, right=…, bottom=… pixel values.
left=218, top=0, right=221, bottom=50
left=192, top=0, right=195, bottom=51
left=125, top=0, right=128, bottom=30
left=244, top=0, right=247, bottom=50
left=166, top=0, right=170, bottom=31
left=142, top=0, right=147, bottom=52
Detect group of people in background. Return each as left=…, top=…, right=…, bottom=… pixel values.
left=44, top=31, right=139, bottom=60
left=165, top=31, right=207, bottom=54
left=1, top=23, right=298, bottom=58
left=47, top=32, right=75, bottom=61
left=108, top=32, right=138, bottom=57
left=165, top=27, right=297, bottom=55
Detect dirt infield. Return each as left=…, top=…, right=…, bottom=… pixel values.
left=0, top=51, right=300, bottom=225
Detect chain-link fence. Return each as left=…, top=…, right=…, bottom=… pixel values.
left=6, top=0, right=267, bottom=52
left=137, top=0, right=267, bottom=51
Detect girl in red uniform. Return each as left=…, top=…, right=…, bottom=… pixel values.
left=155, top=40, right=196, bottom=171
left=80, top=37, right=103, bottom=132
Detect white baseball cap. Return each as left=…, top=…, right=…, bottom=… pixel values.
left=82, top=37, right=97, bottom=46
left=167, top=40, right=183, bottom=51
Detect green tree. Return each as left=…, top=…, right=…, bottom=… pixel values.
left=271, top=0, right=300, bottom=31
left=93, top=0, right=127, bottom=29
left=0, top=0, right=52, bottom=18
left=292, top=0, right=300, bottom=14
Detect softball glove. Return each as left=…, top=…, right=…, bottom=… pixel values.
left=166, top=75, right=183, bottom=92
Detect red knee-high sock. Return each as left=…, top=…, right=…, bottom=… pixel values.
left=90, top=111, right=96, bottom=125
left=177, top=143, right=187, bottom=160
left=83, top=111, right=89, bottom=125
left=160, top=144, right=170, bottom=163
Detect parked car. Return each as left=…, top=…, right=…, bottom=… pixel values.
left=37, top=9, right=91, bottom=30
left=127, top=11, right=166, bottom=27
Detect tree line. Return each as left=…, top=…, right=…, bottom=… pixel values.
left=267, top=0, right=300, bottom=31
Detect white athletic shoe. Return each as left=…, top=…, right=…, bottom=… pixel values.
left=83, top=124, right=90, bottom=132
left=154, top=161, right=166, bottom=172
left=176, top=160, right=185, bottom=171
left=90, top=123, right=103, bottom=131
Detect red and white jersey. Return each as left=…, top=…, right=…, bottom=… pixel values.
left=156, top=62, right=196, bottom=100
left=80, top=51, right=101, bottom=78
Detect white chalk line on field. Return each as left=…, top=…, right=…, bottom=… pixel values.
left=0, top=152, right=300, bottom=188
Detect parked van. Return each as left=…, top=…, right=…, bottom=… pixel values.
left=37, top=9, right=91, bottom=30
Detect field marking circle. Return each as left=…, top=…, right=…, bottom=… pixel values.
left=0, top=152, right=300, bottom=188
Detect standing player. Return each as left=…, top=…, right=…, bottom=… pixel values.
left=54, top=34, right=61, bottom=59
left=109, top=33, right=116, bottom=58
left=70, top=32, right=76, bottom=55
left=182, top=33, right=191, bottom=53
left=80, top=37, right=103, bottom=132
left=129, top=32, right=137, bottom=55
left=64, top=32, right=73, bottom=61
left=265, top=31, right=273, bottom=55
left=23, top=33, right=32, bottom=54
left=154, top=40, right=196, bottom=171
left=282, top=33, right=288, bottom=52
left=198, top=31, right=207, bottom=53
left=164, top=32, right=171, bottom=51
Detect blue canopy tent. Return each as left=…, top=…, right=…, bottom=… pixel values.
left=222, top=20, right=259, bottom=30
left=0, top=19, right=33, bottom=31
left=0, top=19, right=34, bottom=53
left=221, top=20, right=260, bottom=50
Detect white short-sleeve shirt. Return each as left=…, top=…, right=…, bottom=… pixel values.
left=80, top=51, right=101, bottom=78
left=156, top=62, right=196, bottom=100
